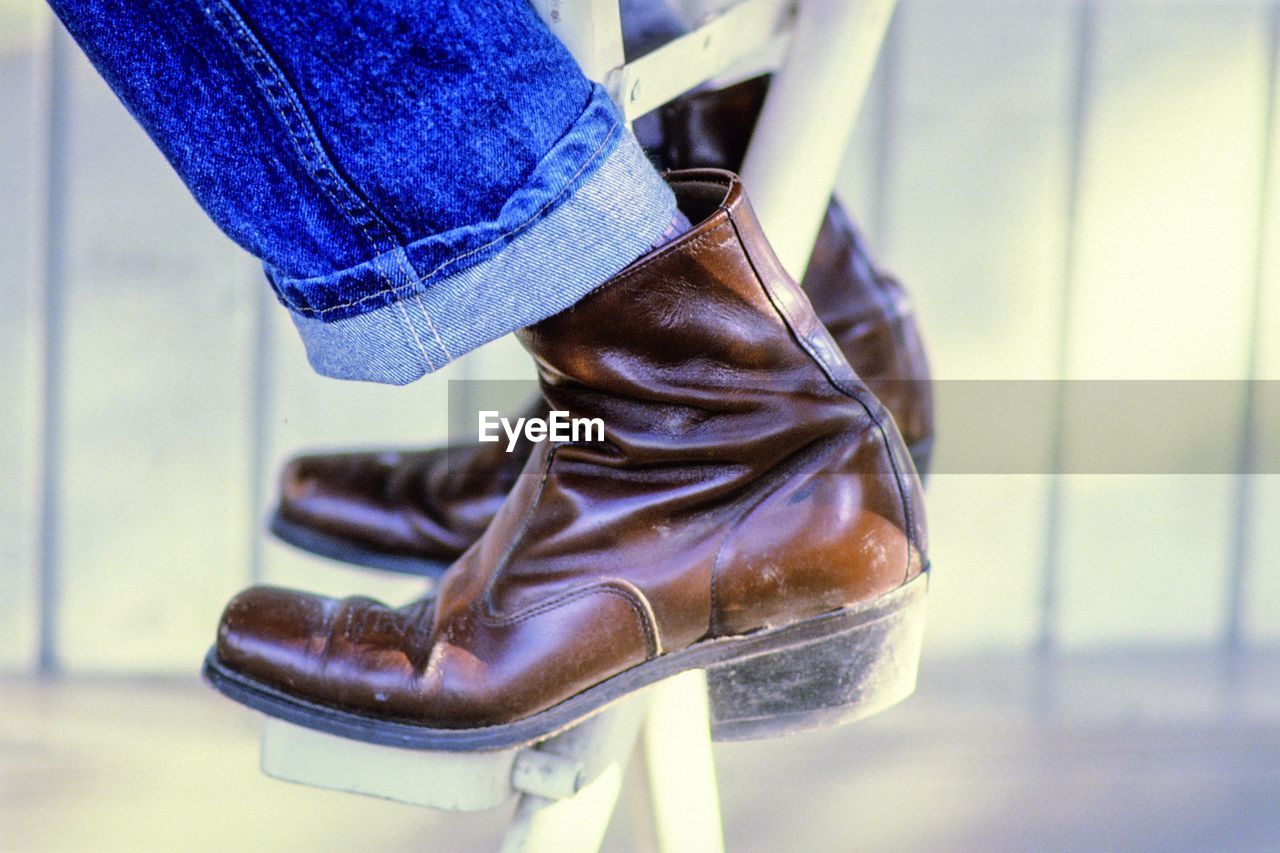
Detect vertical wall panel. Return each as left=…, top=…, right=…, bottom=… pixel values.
left=877, top=0, right=1077, bottom=651
left=834, top=10, right=894, bottom=246
left=1056, top=3, right=1268, bottom=647
left=1245, top=9, right=1280, bottom=648
left=0, top=3, right=45, bottom=672
left=55, top=49, right=256, bottom=672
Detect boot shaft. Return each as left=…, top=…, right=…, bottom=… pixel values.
left=506, top=170, right=926, bottom=644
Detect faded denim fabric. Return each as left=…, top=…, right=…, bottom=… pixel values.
left=49, top=0, right=676, bottom=383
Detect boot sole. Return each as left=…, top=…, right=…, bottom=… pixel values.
left=203, top=569, right=927, bottom=752
left=266, top=435, right=933, bottom=579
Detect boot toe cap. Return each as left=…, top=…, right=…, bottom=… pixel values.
left=215, top=585, right=340, bottom=689
left=215, top=586, right=442, bottom=721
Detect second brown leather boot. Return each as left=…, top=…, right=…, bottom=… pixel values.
left=206, top=170, right=928, bottom=749
left=268, top=77, right=932, bottom=580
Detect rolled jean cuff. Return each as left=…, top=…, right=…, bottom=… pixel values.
left=283, top=93, right=677, bottom=384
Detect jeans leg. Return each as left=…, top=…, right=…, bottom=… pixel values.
left=48, top=0, right=676, bottom=383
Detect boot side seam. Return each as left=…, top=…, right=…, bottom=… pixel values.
left=476, top=440, right=662, bottom=659
left=474, top=582, right=660, bottom=660
left=479, top=442, right=559, bottom=611
left=723, top=215, right=922, bottom=585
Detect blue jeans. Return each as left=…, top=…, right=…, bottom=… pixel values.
left=48, top=0, right=678, bottom=383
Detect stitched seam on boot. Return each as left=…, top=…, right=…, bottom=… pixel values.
left=476, top=582, right=659, bottom=660
left=475, top=441, right=661, bottom=659
left=478, top=442, right=558, bottom=611
left=664, top=170, right=921, bottom=577
left=722, top=209, right=921, bottom=585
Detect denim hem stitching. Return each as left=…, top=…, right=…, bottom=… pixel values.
left=393, top=297, right=435, bottom=372
left=411, top=293, right=452, bottom=362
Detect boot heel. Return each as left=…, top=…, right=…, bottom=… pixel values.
left=706, top=571, right=928, bottom=741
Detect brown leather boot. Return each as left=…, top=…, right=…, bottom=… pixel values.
left=269, top=77, right=932, bottom=580
left=207, top=170, right=929, bottom=749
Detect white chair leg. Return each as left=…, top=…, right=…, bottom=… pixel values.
left=642, top=670, right=726, bottom=853
left=501, top=692, right=651, bottom=853
left=528, top=0, right=626, bottom=82
left=740, top=0, right=899, bottom=279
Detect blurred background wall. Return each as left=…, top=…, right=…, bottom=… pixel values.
left=2, top=0, right=1279, bottom=678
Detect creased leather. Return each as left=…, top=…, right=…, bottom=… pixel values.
left=216, top=171, right=928, bottom=730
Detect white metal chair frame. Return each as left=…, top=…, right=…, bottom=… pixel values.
left=259, top=2, right=899, bottom=850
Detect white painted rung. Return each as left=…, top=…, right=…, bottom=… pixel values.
left=260, top=718, right=520, bottom=811
left=532, top=0, right=897, bottom=283
left=258, top=686, right=651, bottom=812
left=532, top=0, right=797, bottom=119
left=609, top=0, right=797, bottom=120
left=529, top=0, right=626, bottom=82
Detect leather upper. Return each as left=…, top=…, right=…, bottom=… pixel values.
left=218, top=171, right=926, bottom=728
